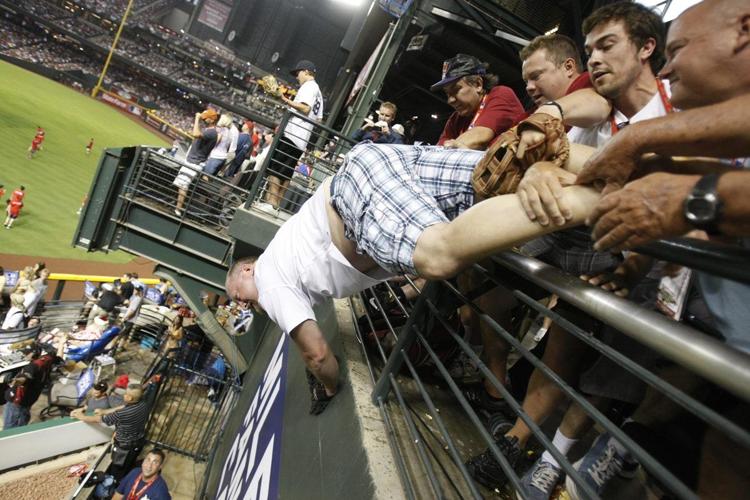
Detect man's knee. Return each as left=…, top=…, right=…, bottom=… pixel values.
left=413, top=225, right=463, bottom=280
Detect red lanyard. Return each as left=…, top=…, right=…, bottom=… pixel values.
left=610, top=79, right=673, bottom=135
left=466, top=94, right=489, bottom=131
left=128, top=474, right=157, bottom=500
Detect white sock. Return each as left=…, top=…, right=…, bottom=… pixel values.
left=607, top=434, right=632, bottom=460
left=540, top=428, right=578, bottom=468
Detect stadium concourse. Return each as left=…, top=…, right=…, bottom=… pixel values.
left=2, top=0, right=750, bottom=499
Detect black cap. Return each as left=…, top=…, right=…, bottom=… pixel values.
left=430, top=54, right=487, bottom=91
left=290, top=60, right=316, bottom=76
left=94, top=381, right=108, bottom=392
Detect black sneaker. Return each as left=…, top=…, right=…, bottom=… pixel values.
left=466, top=435, right=524, bottom=491
left=463, top=384, right=515, bottom=420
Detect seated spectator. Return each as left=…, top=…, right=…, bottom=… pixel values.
left=88, top=282, right=123, bottom=324
left=112, top=448, right=172, bottom=500
left=351, top=102, right=403, bottom=145
left=431, top=54, right=524, bottom=150
left=84, top=381, right=114, bottom=412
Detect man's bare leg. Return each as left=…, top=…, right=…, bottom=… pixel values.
left=265, top=175, right=282, bottom=207
left=505, top=323, right=591, bottom=447
left=291, top=319, right=339, bottom=396
left=413, top=186, right=601, bottom=280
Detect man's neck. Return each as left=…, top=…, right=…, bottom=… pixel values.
left=613, top=67, right=658, bottom=118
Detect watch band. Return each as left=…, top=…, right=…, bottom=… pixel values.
left=684, top=173, right=723, bottom=234
left=541, top=101, right=564, bottom=120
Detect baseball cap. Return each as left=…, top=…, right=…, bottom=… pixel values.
left=290, top=60, right=316, bottom=76
left=392, top=124, right=405, bottom=136
left=94, top=381, right=108, bottom=392
left=430, top=54, right=487, bottom=91
left=200, top=108, right=219, bottom=122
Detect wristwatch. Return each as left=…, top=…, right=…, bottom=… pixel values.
left=683, top=173, right=724, bottom=234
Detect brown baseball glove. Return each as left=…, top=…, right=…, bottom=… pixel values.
left=258, top=74, right=281, bottom=98
left=471, top=112, right=569, bottom=199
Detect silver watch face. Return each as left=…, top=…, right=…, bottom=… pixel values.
left=685, top=194, right=717, bottom=224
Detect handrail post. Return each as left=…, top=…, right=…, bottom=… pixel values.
left=52, top=280, right=66, bottom=301
left=371, top=281, right=440, bottom=405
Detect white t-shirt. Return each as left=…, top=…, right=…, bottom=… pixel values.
left=568, top=80, right=672, bottom=148
left=283, top=79, right=324, bottom=150
left=255, top=182, right=389, bottom=334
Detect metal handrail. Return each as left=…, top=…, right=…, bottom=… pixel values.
left=638, top=237, right=750, bottom=285
left=492, top=250, right=750, bottom=402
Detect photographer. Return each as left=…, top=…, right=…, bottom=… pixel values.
left=351, top=102, right=403, bottom=145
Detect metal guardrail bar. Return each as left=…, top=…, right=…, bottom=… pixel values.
left=638, top=237, right=750, bottom=285
left=350, top=299, right=417, bottom=500
left=69, top=442, right=112, bottom=499
left=493, top=251, right=750, bottom=402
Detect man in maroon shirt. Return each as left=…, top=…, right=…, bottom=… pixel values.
left=521, top=34, right=593, bottom=111
left=432, top=54, right=525, bottom=150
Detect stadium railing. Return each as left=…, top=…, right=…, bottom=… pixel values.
left=243, top=109, right=358, bottom=220
left=355, top=242, right=750, bottom=499
left=118, top=148, right=250, bottom=233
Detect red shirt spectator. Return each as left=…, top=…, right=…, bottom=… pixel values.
left=438, top=85, right=524, bottom=146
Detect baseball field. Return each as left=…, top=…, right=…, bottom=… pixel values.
left=0, top=60, right=169, bottom=267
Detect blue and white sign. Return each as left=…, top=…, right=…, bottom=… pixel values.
left=216, top=334, right=288, bottom=500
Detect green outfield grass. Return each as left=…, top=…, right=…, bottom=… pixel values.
left=0, top=61, right=169, bottom=262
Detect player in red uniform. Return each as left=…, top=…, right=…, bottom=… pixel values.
left=27, top=135, right=43, bottom=159
left=4, top=186, right=25, bottom=229
left=86, top=138, right=94, bottom=155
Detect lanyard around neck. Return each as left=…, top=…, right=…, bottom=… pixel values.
left=467, top=93, right=489, bottom=131
left=128, top=474, right=157, bottom=500
left=610, top=78, right=673, bottom=135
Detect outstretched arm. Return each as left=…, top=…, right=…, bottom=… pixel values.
left=577, top=94, right=750, bottom=191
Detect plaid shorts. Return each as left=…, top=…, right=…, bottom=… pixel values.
left=520, top=228, right=622, bottom=276
left=330, top=143, right=483, bottom=274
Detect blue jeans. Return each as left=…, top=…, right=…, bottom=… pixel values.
left=3, top=402, right=30, bottom=430
left=203, top=158, right=225, bottom=175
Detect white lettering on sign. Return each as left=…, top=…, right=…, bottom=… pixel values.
left=216, top=334, right=287, bottom=500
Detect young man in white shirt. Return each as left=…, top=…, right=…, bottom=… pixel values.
left=264, top=60, right=324, bottom=209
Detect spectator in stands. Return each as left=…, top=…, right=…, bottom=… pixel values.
left=71, top=383, right=150, bottom=481
left=88, top=282, right=123, bottom=325
left=84, top=381, right=114, bottom=412
left=266, top=60, right=323, bottom=209
left=161, top=315, right=184, bottom=359
left=1, top=292, right=27, bottom=330
left=223, top=120, right=253, bottom=178
left=465, top=3, right=673, bottom=495
left=112, top=448, right=171, bottom=500
left=119, top=273, right=135, bottom=301
left=3, top=372, right=33, bottom=429
left=0, top=265, right=5, bottom=307
left=119, top=285, right=143, bottom=344
left=431, top=54, right=524, bottom=150
left=351, top=102, right=403, bottom=145
left=20, top=341, right=66, bottom=412
left=23, top=267, right=49, bottom=317
left=173, top=108, right=219, bottom=216
left=204, top=113, right=236, bottom=176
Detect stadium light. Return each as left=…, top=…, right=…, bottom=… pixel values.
left=330, top=0, right=364, bottom=6
left=637, top=0, right=702, bottom=22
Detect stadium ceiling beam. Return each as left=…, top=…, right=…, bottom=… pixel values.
left=468, top=0, right=543, bottom=40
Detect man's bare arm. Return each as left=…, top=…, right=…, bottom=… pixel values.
left=588, top=170, right=750, bottom=251
left=578, top=94, right=750, bottom=190
left=445, top=126, right=496, bottom=150
left=537, top=88, right=611, bottom=128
